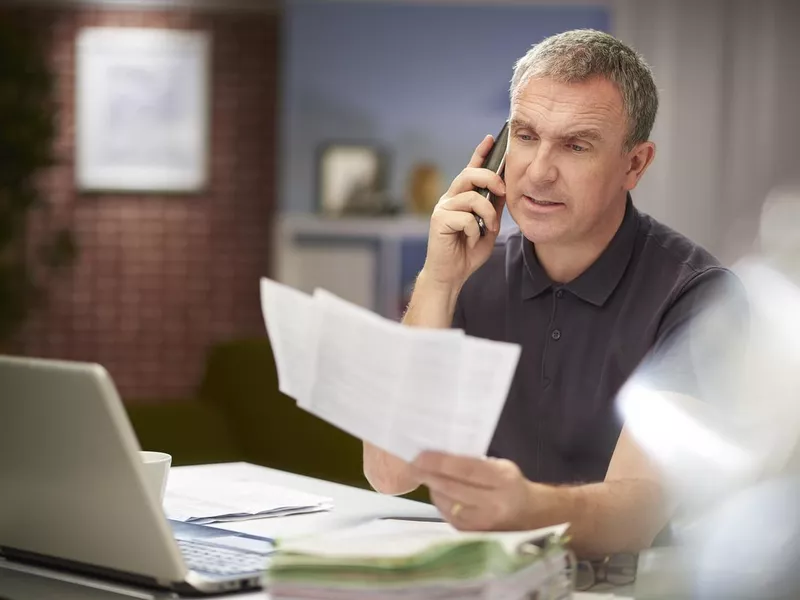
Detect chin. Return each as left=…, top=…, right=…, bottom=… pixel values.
left=515, top=220, right=567, bottom=245
left=507, top=204, right=567, bottom=245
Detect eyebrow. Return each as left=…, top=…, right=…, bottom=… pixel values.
left=565, top=129, right=604, bottom=142
left=509, top=118, right=604, bottom=143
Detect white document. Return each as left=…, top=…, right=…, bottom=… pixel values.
left=260, top=278, right=320, bottom=404
left=449, top=335, right=522, bottom=456
left=309, top=289, right=467, bottom=461
left=164, top=463, right=333, bottom=524
left=259, top=278, right=522, bottom=462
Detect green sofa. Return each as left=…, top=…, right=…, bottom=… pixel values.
left=125, top=337, right=429, bottom=502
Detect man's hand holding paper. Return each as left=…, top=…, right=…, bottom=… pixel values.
left=411, top=452, right=536, bottom=532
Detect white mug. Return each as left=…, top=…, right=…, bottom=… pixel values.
left=139, top=451, right=172, bottom=503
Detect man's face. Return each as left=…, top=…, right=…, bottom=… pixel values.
left=504, top=76, right=640, bottom=246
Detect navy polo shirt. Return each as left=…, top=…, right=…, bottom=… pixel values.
left=452, top=197, right=739, bottom=484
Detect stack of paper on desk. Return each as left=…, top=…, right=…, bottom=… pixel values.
left=164, top=463, right=333, bottom=524
left=259, top=278, right=522, bottom=462
left=264, top=519, right=573, bottom=600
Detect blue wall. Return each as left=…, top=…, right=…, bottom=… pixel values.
left=281, top=1, right=609, bottom=213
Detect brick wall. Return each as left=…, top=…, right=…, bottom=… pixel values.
left=7, top=6, right=280, bottom=401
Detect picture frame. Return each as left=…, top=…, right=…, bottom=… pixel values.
left=75, top=27, right=211, bottom=193
left=315, top=142, right=391, bottom=216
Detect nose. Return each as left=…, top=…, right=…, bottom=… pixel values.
left=525, top=142, right=558, bottom=187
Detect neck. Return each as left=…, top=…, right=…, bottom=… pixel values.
left=535, top=199, right=627, bottom=284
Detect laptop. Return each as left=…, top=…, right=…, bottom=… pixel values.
left=0, top=354, right=275, bottom=595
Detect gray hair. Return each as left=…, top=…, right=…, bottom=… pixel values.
left=510, top=29, right=658, bottom=151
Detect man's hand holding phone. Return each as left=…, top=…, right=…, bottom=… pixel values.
left=421, top=133, right=507, bottom=289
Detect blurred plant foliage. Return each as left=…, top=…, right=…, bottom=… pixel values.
left=0, top=16, right=77, bottom=343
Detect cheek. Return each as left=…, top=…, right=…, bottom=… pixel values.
left=561, top=161, right=619, bottom=201
left=503, top=154, right=525, bottom=181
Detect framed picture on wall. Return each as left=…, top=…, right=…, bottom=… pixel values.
left=75, top=27, right=211, bottom=193
left=315, top=142, right=393, bottom=216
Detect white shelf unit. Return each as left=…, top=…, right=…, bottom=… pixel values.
left=273, top=214, right=431, bottom=319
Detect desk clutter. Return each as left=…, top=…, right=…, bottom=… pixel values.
left=263, top=519, right=573, bottom=600
left=162, top=464, right=575, bottom=598
left=163, top=463, right=333, bottom=524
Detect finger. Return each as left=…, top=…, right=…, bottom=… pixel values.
left=416, top=470, right=496, bottom=505
left=413, top=452, right=505, bottom=488
left=429, top=489, right=461, bottom=525
left=466, top=135, right=496, bottom=169
left=429, top=490, right=486, bottom=532
left=428, top=487, right=476, bottom=512
left=429, top=489, right=473, bottom=526
left=439, top=191, right=500, bottom=233
left=446, top=167, right=506, bottom=198
left=431, top=209, right=482, bottom=247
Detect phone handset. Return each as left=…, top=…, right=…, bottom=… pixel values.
left=474, top=120, right=509, bottom=236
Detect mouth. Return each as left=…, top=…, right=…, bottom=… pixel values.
left=522, top=195, right=565, bottom=210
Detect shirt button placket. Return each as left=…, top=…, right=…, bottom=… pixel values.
left=543, top=288, right=562, bottom=390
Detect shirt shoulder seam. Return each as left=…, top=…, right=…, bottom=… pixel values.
left=639, top=220, right=720, bottom=276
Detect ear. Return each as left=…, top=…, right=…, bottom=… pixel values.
left=623, top=141, right=656, bottom=192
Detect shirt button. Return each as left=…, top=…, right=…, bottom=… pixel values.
left=551, top=329, right=561, bottom=341
left=556, top=290, right=564, bottom=299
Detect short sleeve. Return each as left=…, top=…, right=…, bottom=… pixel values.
left=655, top=268, right=746, bottom=348
left=641, top=267, right=749, bottom=404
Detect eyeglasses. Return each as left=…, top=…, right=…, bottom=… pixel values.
left=574, top=553, right=638, bottom=591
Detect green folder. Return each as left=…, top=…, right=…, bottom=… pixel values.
left=264, top=520, right=572, bottom=597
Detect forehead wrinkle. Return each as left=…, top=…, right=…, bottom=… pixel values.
left=510, top=108, right=610, bottom=142
left=511, top=77, right=625, bottom=141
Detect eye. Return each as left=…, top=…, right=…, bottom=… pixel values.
left=516, top=133, right=536, bottom=142
left=569, top=143, right=588, bottom=153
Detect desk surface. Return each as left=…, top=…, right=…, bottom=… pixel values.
left=171, top=462, right=440, bottom=540
left=0, top=462, right=628, bottom=599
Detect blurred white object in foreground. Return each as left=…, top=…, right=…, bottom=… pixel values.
left=619, top=183, right=800, bottom=598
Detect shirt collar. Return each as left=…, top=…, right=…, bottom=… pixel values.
left=521, top=194, right=639, bottom=306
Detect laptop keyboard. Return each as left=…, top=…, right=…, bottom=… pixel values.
left=177, top=538, right=269, bottom=576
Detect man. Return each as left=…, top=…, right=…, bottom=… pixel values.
left=363, top=29, right=737, bottom=558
